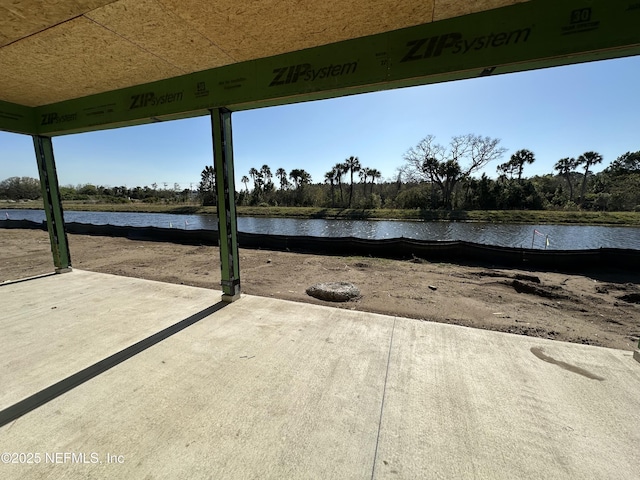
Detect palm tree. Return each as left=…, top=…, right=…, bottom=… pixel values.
left=289, top=169, right=311, bottom=189
left=576, top=151, right=603, bottom=204
left=333, top=163, right=345, bottom=205
left=260, top=164, right=272, bottom=188
left=511, top=149, right=535, bottom=183
left=498, top=149, right=535, bottom=183
left=359, top=168, right=370, bottom=196
left=290, top=169, right=302, bottom=190
left=248, top=167, right=263, bottom=193
left=343, top=156, right=361, bottom=207
left=324, top=170, right=336, bottom=207
left=241, top=175, right=249, bottom=192
left=276, top=168, right=288, bottom=190
left=554, top=157, right=577, bottom=202
left=369, top=168, right=382, bottom=195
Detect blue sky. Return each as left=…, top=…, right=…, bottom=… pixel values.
left=1, top=55, right=639, bottom=191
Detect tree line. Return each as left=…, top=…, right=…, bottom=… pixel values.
left=2, top=133, right=638, bottom=212
left=0, top=179, right=195, bottom=204
left=213, top=156, right=383, bottom=209
left=225, top=134, right=639, bottom=211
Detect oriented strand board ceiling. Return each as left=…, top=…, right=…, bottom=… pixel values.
left=0, top=0, right=528, bottom=107
left=0, top=0, right=112, bottom=45
left=2, top=0, right=639, bottom=136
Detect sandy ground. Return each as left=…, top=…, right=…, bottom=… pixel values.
left=2, top=228, right=639, bottom=351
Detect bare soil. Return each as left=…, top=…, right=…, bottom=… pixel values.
left=2, top=229, right=639, bottom=351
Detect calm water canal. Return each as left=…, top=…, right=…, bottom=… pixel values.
left=3, top=209, right=639, bottom=251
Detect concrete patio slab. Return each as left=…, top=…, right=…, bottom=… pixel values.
left=0, top=270, right=219, bottom=412
left=374, top=317, right=640, bottom=479
left=1, top=270, right=639, bottom=479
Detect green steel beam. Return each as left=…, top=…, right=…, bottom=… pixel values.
left=33, top=136, right=72, bottom=272
left=30, top=0, right=639, bottom=136
left=0, top=100, right=36, bottom=135
left=211, top=108, right=241, bottom=302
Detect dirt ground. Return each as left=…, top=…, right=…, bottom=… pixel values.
left=2, top=228, right=639, bottom=351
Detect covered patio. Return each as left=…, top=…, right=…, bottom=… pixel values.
left=1, top=270, right=639, bottom=478
left=1, top=1, right=639, bottom=478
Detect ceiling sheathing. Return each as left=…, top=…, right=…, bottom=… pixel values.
left=1, top=0, right=639, bottom=137
left=1, top=16, right=184, bottom=106
left=0, top=0, right=113, bottom=46
left=0, top=0, right=529, bottom=107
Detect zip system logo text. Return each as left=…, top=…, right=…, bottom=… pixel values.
left=400, top=27, right=532, bottom=62
left=269, top=61, right=358, bottom=87
left=40, top=112, right=78, bottom=126
left=129, top=90, right=184, bottom=110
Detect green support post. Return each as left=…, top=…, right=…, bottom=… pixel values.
left=33, top=135, right=72, bottom=273
left=210, top=108, right=241, bottom=302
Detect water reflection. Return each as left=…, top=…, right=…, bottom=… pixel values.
left=3, top=209, right=639, bottom=251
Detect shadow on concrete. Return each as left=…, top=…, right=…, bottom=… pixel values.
left=0, top=272, right=57, bottom=287
left=0, top=302, right=227, bottom=428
